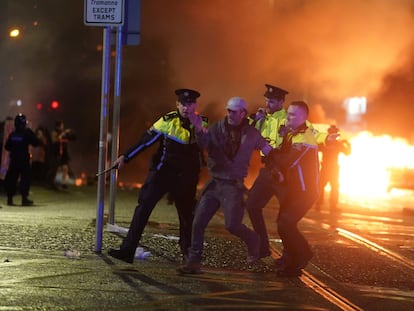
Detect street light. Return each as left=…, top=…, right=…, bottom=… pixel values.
left=9, top=28, right=20, bottom=38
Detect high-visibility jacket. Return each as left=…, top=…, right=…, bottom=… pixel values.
left=123, top=111, right=208, bottom=173
left=251, top=108, right=327, bottom=157
left=267, top=124, right=319, bottom=197
left=251, top=109, right=287, bottom=148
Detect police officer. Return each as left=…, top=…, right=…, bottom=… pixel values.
left=266, top=101, right=319, bottom=276
left=108, top=88, right=208, bottom=264
left=4, top=114, right=39, bottom=206
left=246, top=84, right=330, bottom=261
left=250, top=84, right=289, bottom=148
left=246, top=84, right=289, bottom=258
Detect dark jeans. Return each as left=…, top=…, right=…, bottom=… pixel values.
left=187, top=178, right=259, bottom=263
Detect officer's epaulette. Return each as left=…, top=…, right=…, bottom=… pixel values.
left=163, top=111, right=179, bottom=121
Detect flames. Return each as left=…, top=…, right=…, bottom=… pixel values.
left=246, top=129, right=414, bottom=201
left=338, top=131, right=414, bottom=197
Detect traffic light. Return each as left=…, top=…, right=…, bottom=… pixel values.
left=51, top=100, right=59, bottom=110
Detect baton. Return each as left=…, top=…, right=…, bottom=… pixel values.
left=95, top=164, right=118, bottom=177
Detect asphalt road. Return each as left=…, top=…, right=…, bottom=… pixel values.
left=0, top=184, right=413, bottom=310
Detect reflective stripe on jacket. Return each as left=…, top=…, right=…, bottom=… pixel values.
left=124, top=111, right=207, bottom=172
left=268, top=125, right=319, bottom=196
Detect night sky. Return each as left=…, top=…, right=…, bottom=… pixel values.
left=1, top=0, right=414, bottom=183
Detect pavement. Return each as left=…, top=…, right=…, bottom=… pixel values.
left=0, top=184, right=337, bottom=311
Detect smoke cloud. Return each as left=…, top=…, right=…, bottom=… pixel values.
left=5, top=1, right=413, bottom=182
left=112, top=0, right=414, bottom=182
left=141, top=0, right=414, bottom=121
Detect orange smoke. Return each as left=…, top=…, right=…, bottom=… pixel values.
left=145, top=0, right=414, bottom=112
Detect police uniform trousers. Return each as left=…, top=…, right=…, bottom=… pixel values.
left=187, top=178, right=259, bottom=263
left=277, top=191, right=315, bottom=267
left=121, top=168, right=198, bottom=256
left=245, top=167, right=286, bottom=254
left=5, top=160, right=32, bottom=199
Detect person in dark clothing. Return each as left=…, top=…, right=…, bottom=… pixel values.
left=4, top=114, right=39, bottom=206
left=315, top=125, right=351, bottom=212
left=266, top=101, right=320, bottom=277
left=108, top=88, right=208, bottom=264
left=246, top=85, right=333, bottom=262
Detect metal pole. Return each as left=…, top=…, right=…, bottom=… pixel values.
left=95, top=26, right=111, bottom=253
left=109, top=27, right=123, bottom=225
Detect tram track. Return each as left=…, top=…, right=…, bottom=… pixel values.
left=335, top=227, right=414, bottom=270
left=285, top=214, right=414, bottom=310
left=215, top=209, right=369, bottom=310
left=304, top=216, right=414, bottom=271
left=268, top=244, right=365, bottom=311
left=215, top=209, right=358, bottom=309
left=217, top=206, right=414, bottom=310
left=299, top=270, right=364, bottom=311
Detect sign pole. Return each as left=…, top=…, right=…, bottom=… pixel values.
left=109, top=27, right=123, bottom=225
left=95, top=26, right=111, bottom=253
left=84, top=0, right=140, bottom=249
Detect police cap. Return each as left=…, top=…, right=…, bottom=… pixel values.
left=264, top=84, right=289, bottom=100
left=175, top=88, right=200, bottom=105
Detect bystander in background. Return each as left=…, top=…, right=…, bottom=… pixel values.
left=4, top=114, right=39, bottom=206
left=50, top=120, right=76, bottom=190
left=315, top=125, right=351, bottom=213
left=31, top=126, right=50, bottom=185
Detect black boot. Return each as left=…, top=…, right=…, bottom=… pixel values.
left=22, top=197, right=34, bottom=206
left=108, top=247, right=135, bottom=263
left=7, top=197, right=14, bottom=206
